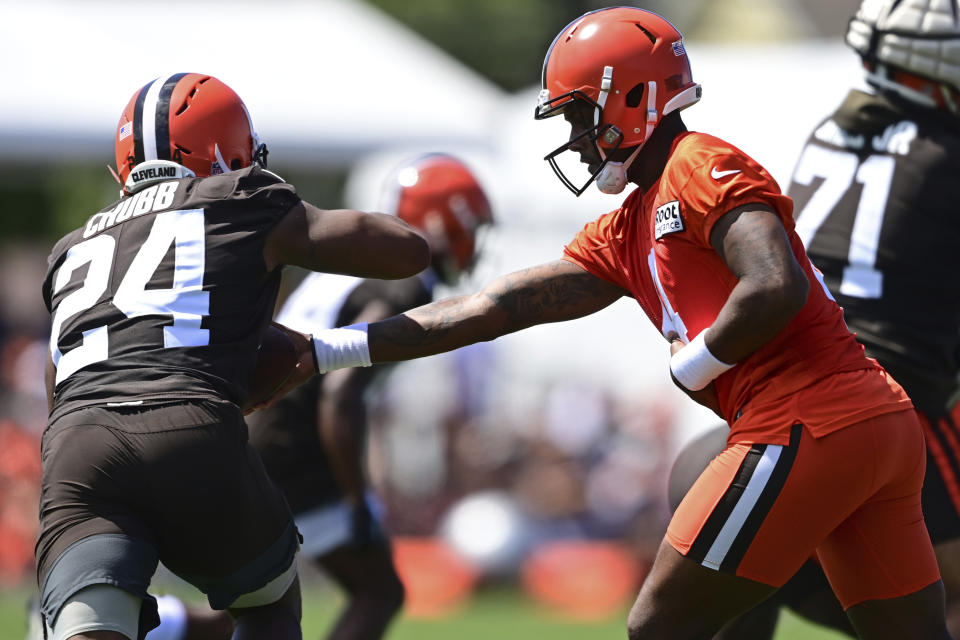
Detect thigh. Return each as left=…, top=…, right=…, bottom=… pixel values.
left=817, top=410, right=939, bottom=609
left=628, top=539, right=776, bottom=639
left=668, top=424, right=834, bottom=586
left=37, top=416, right=155, bottom=590
left=135, top=405, right=300, bottom=610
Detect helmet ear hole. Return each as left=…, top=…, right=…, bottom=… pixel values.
left=626, top=83, right=645, bottom=108
left=230, top=158, right=243, bottom=170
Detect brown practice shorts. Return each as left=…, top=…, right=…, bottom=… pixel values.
left=666, top=411, right=940, bottom=609
left=36, top=399, right=299, bottom=624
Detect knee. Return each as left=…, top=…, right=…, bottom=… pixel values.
left=372, top=572, right=405, bottom=615
left=627, top=600, right=657, bottom=640
left=627, top=601, right=712, bottom=640
left=346, top=568, right=405, bottom=616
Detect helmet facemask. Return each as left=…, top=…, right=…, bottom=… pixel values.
left=536, top=89, right=629, bottom=196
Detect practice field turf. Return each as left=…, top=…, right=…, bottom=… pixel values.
left=0, top=584, right=852, bottom=639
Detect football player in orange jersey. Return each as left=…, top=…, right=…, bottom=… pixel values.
left=667, top=0, right=960, bottom=637
left=273, top=7, right=951, bottom=639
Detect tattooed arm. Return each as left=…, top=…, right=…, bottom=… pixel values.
left=368, top=259, right=628, bottom=363
left=700, top=204, right=809, bottom=364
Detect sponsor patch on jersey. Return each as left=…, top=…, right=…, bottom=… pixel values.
left=655, top=200, right=684, bottom=239
left=118, top=122, right=133, bottom=141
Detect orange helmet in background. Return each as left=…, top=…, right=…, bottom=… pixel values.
left=535, top=7, right=701, bottom=195
left=381, top=154, right=494, bottom=285
left=115, top=73, right=267, bottom=192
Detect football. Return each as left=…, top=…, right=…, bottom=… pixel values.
left=244, top=323, right=301, bottom=412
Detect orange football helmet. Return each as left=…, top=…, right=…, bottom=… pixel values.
left=535, top=7, right=701, bottom=195
left=115, top=73, right=267, bottom=192
left=381, top=154, right=493, bottom=285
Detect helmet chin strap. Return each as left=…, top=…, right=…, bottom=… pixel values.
left=595, top=81, right=658, bottom=195
left=595, top=145, right=643, bottom=194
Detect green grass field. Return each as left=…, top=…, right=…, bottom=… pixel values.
left=0, top=583, right=852, bottom=639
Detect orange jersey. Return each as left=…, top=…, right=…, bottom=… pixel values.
left=563, top=132, right=911, bottom=444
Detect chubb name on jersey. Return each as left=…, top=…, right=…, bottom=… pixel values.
left=83, top=181, right=179, bottom=238
left=655, top=200, right=684, bottom=239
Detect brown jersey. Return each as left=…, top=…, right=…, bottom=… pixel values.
left=789, top=90, right=960, bottom=415
left=42, top=165, right=300, bottom=423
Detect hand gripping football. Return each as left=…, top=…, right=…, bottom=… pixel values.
left=244, top=322, right=303, bottom=412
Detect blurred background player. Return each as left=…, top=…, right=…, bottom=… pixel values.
left=38, top=72, right=428, bottom=640
left=243, top=153, right=493, bottom=640
left=667, top=0, right=960, bottom=637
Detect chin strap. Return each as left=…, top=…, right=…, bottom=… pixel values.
left=595, top=145, right=644, bottom=194
left=595, top=80, right=658, bottom=195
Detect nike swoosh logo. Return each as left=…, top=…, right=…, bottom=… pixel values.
left=711, top=167, right=741, bottom=179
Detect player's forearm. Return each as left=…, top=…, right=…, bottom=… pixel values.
left=368, top=261, right=617, bottom=362
left=707, top=274, right=808, bottom=364
left=369, top=290, right=506, bottom=363
left=317, top=260, right=624, bottom=366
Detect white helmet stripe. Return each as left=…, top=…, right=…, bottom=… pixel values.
left=141, top=73, right=180, bottom=161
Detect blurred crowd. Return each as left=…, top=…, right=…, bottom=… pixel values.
left=0, top=245, right=49, bottom=586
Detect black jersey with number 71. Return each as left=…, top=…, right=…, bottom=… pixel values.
left=787, top=89, right=960, bottom=415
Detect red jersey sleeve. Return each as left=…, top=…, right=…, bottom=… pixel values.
left=562, top=205, right=632, bottom=291
left=666, top=134, right=795, bottom=249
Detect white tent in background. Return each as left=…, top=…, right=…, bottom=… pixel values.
left=0, top=0, right=506, bottom=167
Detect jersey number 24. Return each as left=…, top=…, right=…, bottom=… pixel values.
left=49, top=209, right=210, bottom=384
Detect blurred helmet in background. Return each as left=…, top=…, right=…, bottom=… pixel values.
left=115, top=73, right=268, bottom=192
left=380, top=153, right=494, bottom=285
left=846, top=0, right=960, bottom=112
left=535, top=7, right=701, bottom=195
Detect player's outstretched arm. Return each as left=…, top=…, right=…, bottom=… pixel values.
left=368, top=259, right=628, bottom=363
left=263, top=201, right=430, bottom=278
left=254, top=260, right=627, bottom=409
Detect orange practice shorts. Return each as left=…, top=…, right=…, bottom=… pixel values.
left=666, top=410, right=940, bottom=609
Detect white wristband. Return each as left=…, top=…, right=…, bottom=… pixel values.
left=312, top=323, right=372, bottom=373
left=669, top=329, right=734, bottom=391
